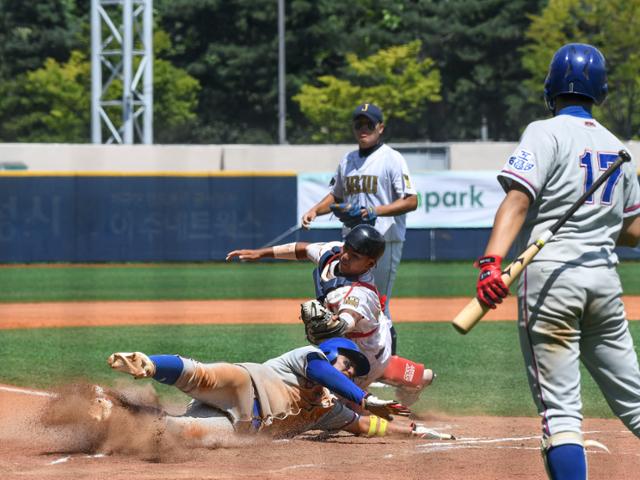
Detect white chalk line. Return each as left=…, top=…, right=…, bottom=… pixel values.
left=0, top=384, right=55, bottom=398
left=418, top=430, right=630, bottom=455
left=418, top=434, right=540, bottom=452
left=49, top=454, right=108, bottom=466
left=262, top=464, right=318, bottom=474
left=50, top=456, right=70, bottom=465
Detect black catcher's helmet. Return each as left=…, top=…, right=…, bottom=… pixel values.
left=344, top=225, right=385, bottom=260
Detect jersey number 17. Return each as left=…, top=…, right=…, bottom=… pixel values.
left=580, top=151, right=622, bottom=205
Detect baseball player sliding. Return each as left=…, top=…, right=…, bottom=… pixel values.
left=475, top=43, right=640, bottom=480
left=102, top=338, right=452, bottom=441
left=301, top=103, right=418, bottom=354
left=226, top=225, right=435, bottom=407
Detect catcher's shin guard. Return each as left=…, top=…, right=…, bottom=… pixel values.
left=381, top=355, right=426, bottom=388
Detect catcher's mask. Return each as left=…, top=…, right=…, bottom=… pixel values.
left=344, top=225, right=385, bottom=260
left=319, top=337, right=370, bottom=377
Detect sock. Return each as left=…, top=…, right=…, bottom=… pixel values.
left=546, top=444, right=586, bottom=480
left=149, top=355, right=184, bottom=385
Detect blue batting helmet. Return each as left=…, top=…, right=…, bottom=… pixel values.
left=344, top=224, right=385, bottom=260
left=318, top=337, right=370, bottom=377
left=544, top=43, right=608, bottom=111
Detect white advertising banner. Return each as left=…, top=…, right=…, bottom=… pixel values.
left=297, top=171, right=506, bottom=228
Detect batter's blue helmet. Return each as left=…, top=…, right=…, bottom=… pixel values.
left=544, top=43, right=608, bottom=111
left=344, top=224, right=385, bottom=260
left=319, top=337, right=370, bottom=376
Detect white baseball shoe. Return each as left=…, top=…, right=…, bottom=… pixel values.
left=411, top=423, right=455, bottom=440
left=108, top=352, right=156, bottom=379
left=87, top=385, right=114, bottom=422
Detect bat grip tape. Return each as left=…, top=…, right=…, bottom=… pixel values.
left=534, top=230, right=553, bottom=249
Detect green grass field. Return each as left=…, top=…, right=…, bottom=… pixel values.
left=1, top=261, right=639, bottom=418
left=2, top=260, right=640, bottom=301
left=2, top=322, right=635, bottom=418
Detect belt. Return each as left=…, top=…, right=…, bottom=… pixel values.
left=251, top=398, right=261, bottom=432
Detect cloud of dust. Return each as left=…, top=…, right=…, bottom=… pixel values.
left=25, top=383, right=257, bottom=462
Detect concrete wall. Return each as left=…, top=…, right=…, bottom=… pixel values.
left=449, top=142, right=516, bottom=171
left=0, top=144, right=223, bottom=172
left=2, top=141, right=640, bottom=173
left=0, top=143, right=350, bottom=173
left=221, top=144, right=350, bottom=172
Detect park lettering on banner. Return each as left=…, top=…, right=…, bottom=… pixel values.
left=297, top=172, right=505, bottom=228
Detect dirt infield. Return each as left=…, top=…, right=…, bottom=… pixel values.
left=0, top=384, right=638, bottom=480
left=1, top=298, right=639, bottom=479
left=2, top=296, right=640, bottom=330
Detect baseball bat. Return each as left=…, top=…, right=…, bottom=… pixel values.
left=452, top=149, right=632, bottom=335
left=259, top=224, right=300, bottom=249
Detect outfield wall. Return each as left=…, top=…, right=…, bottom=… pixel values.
left=0, top=173, right=496, bottom=262
left=1, top=142, right=639, bottom=262
left=0, top=175, right=294, bottom=262
left=1, top=173, right=638, bottom=263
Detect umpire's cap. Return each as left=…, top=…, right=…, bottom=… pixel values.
left=344, top=224, right=385, bottom=260
left=352, top=103, right=384, bottom=124
left=319, top=337, right=370, bottom=377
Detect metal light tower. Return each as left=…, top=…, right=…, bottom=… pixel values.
left=277, top=0, right=286, bottom=144
left=91, top=0, right=153, bottom=144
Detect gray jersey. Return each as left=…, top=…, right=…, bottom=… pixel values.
left=174, top=346, right=358, bottom=436
left=498, top=114, right=640, bottom=266
left=331, top=144, right=416, bottom=241
left=500, top=111, right=640, bottom=441
left=263, top=345, right=358, bottom=432
left=263, top=345, right=326, bottom=389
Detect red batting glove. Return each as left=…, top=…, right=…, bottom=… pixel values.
left=475, top=255, right=509, bottom=309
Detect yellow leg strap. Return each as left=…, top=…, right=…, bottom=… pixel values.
left=377, top=418, right=388, bottom=437
left=368, top=415, right=379, bottom=437
left=367, top=416, right=388, bottom=437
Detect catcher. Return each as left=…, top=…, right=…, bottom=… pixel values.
left=102, top=338, right=452, bottom=441
left=226, top=225, right=435, bottom=406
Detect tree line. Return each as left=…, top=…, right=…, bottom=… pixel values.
left=0, top=0, right=639, bottom=144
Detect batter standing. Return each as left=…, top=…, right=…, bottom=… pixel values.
left=476, top=43, right=640, bottom=479
left=301, top=103, right=418, bottom=353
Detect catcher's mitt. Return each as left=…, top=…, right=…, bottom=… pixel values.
left=300, top=300, right=348, bottom=344
left=329, top=202, right=376, bottom=228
